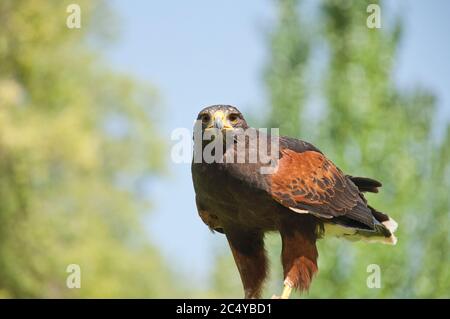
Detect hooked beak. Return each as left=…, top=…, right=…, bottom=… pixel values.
left=214, top=115, right=224, bottom=130
left=207, top=111, right=233, bottom=130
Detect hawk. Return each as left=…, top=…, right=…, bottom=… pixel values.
left=191, top=105, right=397, bottom=299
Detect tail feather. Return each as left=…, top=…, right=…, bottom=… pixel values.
left=323, top=205, right=398, bottom=245
left=321, top=175, right=398, bottom=245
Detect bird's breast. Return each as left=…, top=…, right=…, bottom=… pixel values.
left=192, top=160, right=281, bottom=230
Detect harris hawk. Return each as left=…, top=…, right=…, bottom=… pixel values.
left=191, top=105, right=397, bottom=299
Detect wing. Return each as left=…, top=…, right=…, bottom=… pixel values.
left=270, top=149, right=376, bottom=229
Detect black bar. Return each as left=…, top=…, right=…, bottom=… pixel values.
left=0, top=299, right=448, bottom=318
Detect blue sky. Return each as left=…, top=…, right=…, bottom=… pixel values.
left=106, top=1, right=450, bottom=286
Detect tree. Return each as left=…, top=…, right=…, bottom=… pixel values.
left=0, top=0, right=177, bottom=297
left=309, top=0, right=449, bottom=298
left=264, top=0, right=310, bottom=137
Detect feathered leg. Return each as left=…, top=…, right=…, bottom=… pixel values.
left=225, top=228, right=268, bottom=299
left=276, top=216, right=318, bottom=299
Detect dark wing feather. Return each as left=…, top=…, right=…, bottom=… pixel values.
left=347, top=175, right=382, bottom=193
left=270, top=149, right=376, bottom=230
left=279, top=136, right=323, bottom=154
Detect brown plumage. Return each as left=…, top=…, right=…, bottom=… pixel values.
left=191, top=105, right=398, bottom=299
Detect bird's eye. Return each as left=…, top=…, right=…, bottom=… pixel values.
left=228, top=114, right=239, bottom=124
left=200, top=114, right=210, bottom=124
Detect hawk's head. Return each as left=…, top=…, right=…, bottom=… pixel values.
left=196, top=105, right=249, bottom=132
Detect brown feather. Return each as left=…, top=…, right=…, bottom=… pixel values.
left=226, top=229, right=268, bottom=299
left=270, top=149, right=376, bottom=229
left=280, top=216, right=318, bottom=292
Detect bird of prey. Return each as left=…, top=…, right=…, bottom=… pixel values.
left=191, top=105, right=397, bottom=299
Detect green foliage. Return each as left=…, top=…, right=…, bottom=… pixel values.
left=0, top=0, right=176, bottom=297
left=211, top=0, right=449, bottom=298
left=310, top=0, right=450, bottom=298
left=264, top=0, right=310, bottom=137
